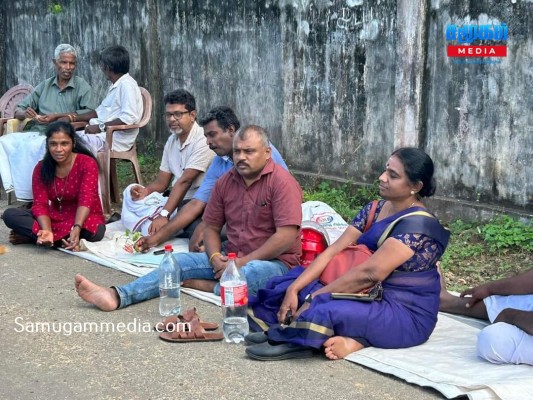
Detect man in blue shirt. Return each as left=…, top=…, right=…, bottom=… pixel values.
left=135, top=106, right=288, bottom=251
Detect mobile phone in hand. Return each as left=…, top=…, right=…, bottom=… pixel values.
left=331, top=293, right=375, bottom=302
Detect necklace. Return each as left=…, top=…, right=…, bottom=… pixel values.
left=386, top=200, right=418, bottom=218
left=53, top=156, right=75, bottom=213
left=54, top=174, right=70, bottom=213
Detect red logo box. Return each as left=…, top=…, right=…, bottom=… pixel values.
left=447, top=45, right=507, bottom=57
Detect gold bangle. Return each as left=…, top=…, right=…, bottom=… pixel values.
left=68, top=114, right=74, bottom=122
left=209, top=252, right=222, bottom=264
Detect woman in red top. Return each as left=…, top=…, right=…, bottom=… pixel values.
left=2, top=121, right=105, bottom=251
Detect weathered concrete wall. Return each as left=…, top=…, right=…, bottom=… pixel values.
left=425, top=0, right=533, bottom=210
left=0, top=6, right=5, bottom=103
left=157, top=0, right=284, bottom=145
left=280, top=0, right=397, bottom=184
left=1, top=0, right=531, bottom=216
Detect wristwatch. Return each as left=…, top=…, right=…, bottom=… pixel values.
left=159, top=209, right=170, bottom=218
left=99, top=123, right=106, bottom=132
left=304, top=293, right=313, bottom=304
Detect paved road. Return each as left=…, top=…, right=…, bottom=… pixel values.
left=0, top=198, right=444, bottom=400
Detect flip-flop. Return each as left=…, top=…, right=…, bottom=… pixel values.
left=106, top=212, right=121, bottom=224
left=154, top=307, right=219, bottom=332
left=154, top=315, right=219, bottom=332
left=159, top=319, right=224, bottom=343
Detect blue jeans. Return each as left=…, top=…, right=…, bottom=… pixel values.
left=114, top=252, right=289, bottom=308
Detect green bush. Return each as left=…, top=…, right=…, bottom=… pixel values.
left=481, top=216, right=533, bottom=252
left=116, top=154, right=161, bottom=190
left=48, top=2, right=63, bottom=14
left=302, top=181, right=380, bottom=221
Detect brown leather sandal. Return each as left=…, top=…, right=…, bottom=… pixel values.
left=154, top=307, right=219, bottom=332
left=159, top=319, right=224, bottom=343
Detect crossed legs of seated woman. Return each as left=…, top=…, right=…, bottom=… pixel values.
left=3, top=207, right=105, bottom=248
left=1, top=121, right=106, bottom=251
left=245, top=147, right=450, bottom=361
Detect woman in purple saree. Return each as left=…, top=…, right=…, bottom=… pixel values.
left=245, top=148, right=450, bottom=361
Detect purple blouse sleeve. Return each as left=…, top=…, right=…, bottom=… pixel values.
left=390, top=232, right=444, bottom=272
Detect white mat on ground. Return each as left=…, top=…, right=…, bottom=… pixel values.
left=61, top=201, right=346, bottom=306
left=345, top=312, right=533, bottom=400
left=59, top=221, right=221, bottom=306
left=61, top=201, right=345, bottom=306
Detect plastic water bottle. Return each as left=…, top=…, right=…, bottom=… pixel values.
left=158, top=244, right=181, bottom=317
left=220, top=253, right=249, bottom=343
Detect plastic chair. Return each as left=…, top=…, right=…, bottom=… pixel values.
left=0, top=84, right=33, bottom=203
left=97, top=87, right=152, bottom=214
left=0, top=83, right=33, bottom=136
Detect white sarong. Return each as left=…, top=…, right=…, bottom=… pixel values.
left=478, top=294, right=533, bottom=365
left=0, top=131, right=46, bottom=200
left=121, top=183, right=177, bottom=236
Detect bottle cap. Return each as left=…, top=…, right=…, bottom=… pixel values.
left=227, top=252, right=236, bottom=259
left=164, top=244, right=173, bottom=251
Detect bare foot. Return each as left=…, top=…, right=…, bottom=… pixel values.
left=8, top=230, right=34, bottom=245
left=324, top=336, right=364, bottom=360
left=74, top=274, right=120, bottom=311
left=182, top=279, right=217, bottom=293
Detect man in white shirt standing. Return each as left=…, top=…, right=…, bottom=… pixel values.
left=121, top=89, right=215, bottom=236
left=76, top=45, right=143, bottom=153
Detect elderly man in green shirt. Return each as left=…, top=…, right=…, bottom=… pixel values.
left=0, top=43, right=96, bottom=203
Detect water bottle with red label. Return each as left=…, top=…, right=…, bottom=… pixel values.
left=220, top=252, right=249, bottom=343
left=158, top=244, right=181, bottom=316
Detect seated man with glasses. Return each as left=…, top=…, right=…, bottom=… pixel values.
left=120, top=89, right=214, bottom=236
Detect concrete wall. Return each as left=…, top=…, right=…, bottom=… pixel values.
left=1, top=0, right=531, bottom=217
left=425, top=0, right=532, bottom=210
